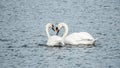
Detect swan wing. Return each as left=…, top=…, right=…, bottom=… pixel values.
left=64, top=32, right=95, bottom=45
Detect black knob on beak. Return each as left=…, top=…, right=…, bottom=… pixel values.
left=56, top=27, right=59, bottom=35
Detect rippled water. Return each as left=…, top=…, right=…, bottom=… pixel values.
left=0, top=0, right=120, bottom=68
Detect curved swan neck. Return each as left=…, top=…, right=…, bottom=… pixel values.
left=46, top=25, right=50, bottom=39
left=62, top=23, right=68, bottom=39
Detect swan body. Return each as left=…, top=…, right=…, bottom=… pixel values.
left=56, top=23, right=96, bottom=45
left=64, top=32, right=95, bottom=45
left=45, top=23, right=64, bottom=46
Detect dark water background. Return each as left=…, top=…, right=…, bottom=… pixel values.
left=0, top=0, right=120, bottom=68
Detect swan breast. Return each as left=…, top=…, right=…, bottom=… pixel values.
left=47, top=36, right=64, bottom=46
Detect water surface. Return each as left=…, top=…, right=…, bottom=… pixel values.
left=0, top=0, right=120, bottom=68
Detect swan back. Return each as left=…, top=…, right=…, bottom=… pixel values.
left=64, top=32, right=95, bottom=45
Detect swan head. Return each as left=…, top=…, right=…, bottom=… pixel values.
left=56, top=23, right=63, bottom=35
left=46, top=23, right=55, bottom=31
left=56, top=27, right=59, bottom=35
left=55, top=23, right=67, bottom=35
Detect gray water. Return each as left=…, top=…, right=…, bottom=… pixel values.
left=0, top=0, right=120, bottom=68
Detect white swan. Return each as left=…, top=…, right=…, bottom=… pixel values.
left=56, top=23, right=96, bottom=45
left=45, top=23, right=64, bottom=46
